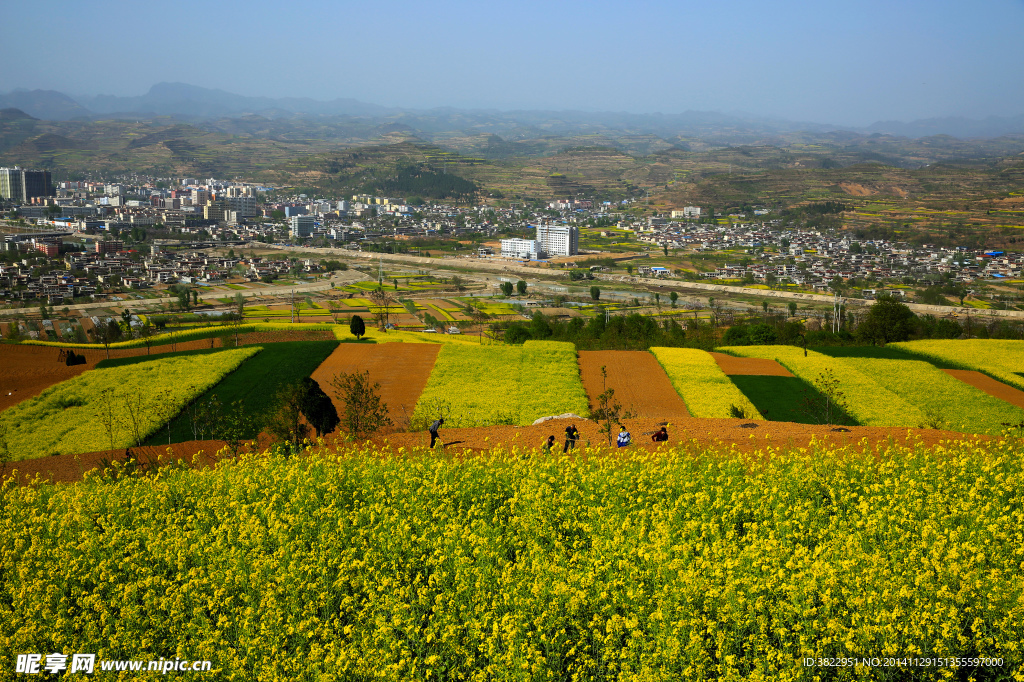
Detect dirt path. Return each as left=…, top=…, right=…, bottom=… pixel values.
left=310, top=343, right=441, bottom=425
left=6, top=418, right=978, bottom=487
left=711, top=352, right=794, bottom=376
left=577, top=350, right=690, bottom=418
left=943, top=369, right=1024, bottom=410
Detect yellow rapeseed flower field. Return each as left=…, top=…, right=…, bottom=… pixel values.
left=724, top=346, right=924, bottom=426
left=649, top=347, right=762, bottom=418
left=895, top=339, right=1024, bottom=392
left=0, top=347, right=259, bottom=458
left=413, top=341, right=589, bottom=426
left=1, top=438, right=1022, bottom=680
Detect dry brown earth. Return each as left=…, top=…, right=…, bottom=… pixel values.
left=310, top=342, right=441, bottom=425
left=578, top=350, right=690, bottom=418
left=710, top=352, right=794, bottom=376
left=943, top=369, right=1024, bottom=410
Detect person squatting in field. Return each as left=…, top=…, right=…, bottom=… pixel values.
left=563, top=424, right=579, bottom=453
left=428, top=418, right=444, bottom=448
left=617, top=425, right=631, bottom=448
left=652, top=426, right=669, bottom=442
left=542, top=435, right=556, bottom=455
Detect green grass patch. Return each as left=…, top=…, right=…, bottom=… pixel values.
left=730, top=375, right=857, bottom=425
left=145, top=340, right=340, bottom=444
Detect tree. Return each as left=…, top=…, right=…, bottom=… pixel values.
left=120, top=308, right=133, bottom=340
left=500, top=281, right=514, bottom=297
left=856, top=294, right=916, bottom=345
left=670, top=291, right=678, bottom=308
left=516, top=280, right=527, bottom=296
left=368, top=288, right=395, bottom=331
left=176, top=286, right=192, bottom=311
left=350, top=314, right=366, bottom=340
left=266, top=383, right=310, bottom=448
left=788, top=301, right=798, bottom=317
left=801, top=369, right=851, bottom=425
left=330, top=370, right=392, bottom=438
left=99, top=320, right=122, bottom=359
left=662, top=244, right=669, bottom=257
left=590, top=286, right=601, bottom=301
left=762, top=300, right=769, bottom=316
left=591, top=366, right=635, bottom=445
left=451, top=275, right=465, bottom=292
left=299, top=377, right=340, bottom=437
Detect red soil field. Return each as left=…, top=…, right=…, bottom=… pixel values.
left=943, top=369, right=1024, bottom=410
left=710, top=352, right=794, bottom=376
left=310, top=342, right=441, bottom=426
left=578, top=350, right=690, bottom=418
left=0, top=345, right=97, bottom=412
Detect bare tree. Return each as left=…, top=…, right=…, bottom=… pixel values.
left=368, top=288, right=396, bottom=331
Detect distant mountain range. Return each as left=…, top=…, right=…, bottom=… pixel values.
left=2, top=82, right=1024, bottom=140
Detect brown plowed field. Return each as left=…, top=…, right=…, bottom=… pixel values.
left=235, top=329, right=336, bottom=345
left=311, top=343, right=441, bottom=425
left=711, top=352, right=794, bottom=376
left=578, top=350, right=690, bottom=418
left=0, top=345, right=98, bottom=411
left=943, top=369, right=1024, bottom=410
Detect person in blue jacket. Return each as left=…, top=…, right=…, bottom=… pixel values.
left=616, top=425, right=631, bottom=448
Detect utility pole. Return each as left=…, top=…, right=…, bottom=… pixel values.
left=291, top=289, right=294, bottom=324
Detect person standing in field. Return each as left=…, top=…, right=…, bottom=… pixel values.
left=563, top=424, right=579, bottom=453
left=542, top=435, right=556, bottom=455
left=616, top=425, right=631, bottom=448
left=428, top=417, right=444, bottom=448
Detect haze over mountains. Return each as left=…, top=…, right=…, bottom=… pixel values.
left=2, top=83, right=1024, bottom=141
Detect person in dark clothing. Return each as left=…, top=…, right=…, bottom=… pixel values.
left=428, top=418, right=444, bottom=448
left=651, top=426, right=669, bottom=443
left=563, top=424, right=579, bottom=453
left=542, top=435, right=556, bottom=455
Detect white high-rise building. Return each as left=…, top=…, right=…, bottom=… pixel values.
left=536, top=224, right=578, bottom=257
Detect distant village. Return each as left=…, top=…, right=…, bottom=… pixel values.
left=1, top=168, right=1021, bottom=308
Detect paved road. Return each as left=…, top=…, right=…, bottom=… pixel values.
left=256, top=243, right=1024, bottom=320
left=0, top=272, right=369, bottom=316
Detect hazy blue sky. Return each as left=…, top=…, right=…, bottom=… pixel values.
left=3, top=0, right=1023, bottom=125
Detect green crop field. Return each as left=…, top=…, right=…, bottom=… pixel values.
left=1, top=348, right=259, bottom=459
left=413, top=340, right=588, bottom=427
left=146, top=341, right=340, bottom=444
left=2, top=440, right=1021, bottom=679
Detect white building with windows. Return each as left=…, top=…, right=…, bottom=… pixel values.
left=536, top=224, right=578, bottom=257
left=500, top=238, right=542, bottom=260
left=290, top=215, right=315, bottom=238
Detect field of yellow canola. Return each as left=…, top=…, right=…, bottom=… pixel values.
left=2, top=438, right=1023, bottom=681
left=895, top=339, right=1024, bottom=393
left=413, top=340, right=589, bottom=427
left=0, top=347, right=259, bottom=459
left=649, top=347, right=762, bottom=418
